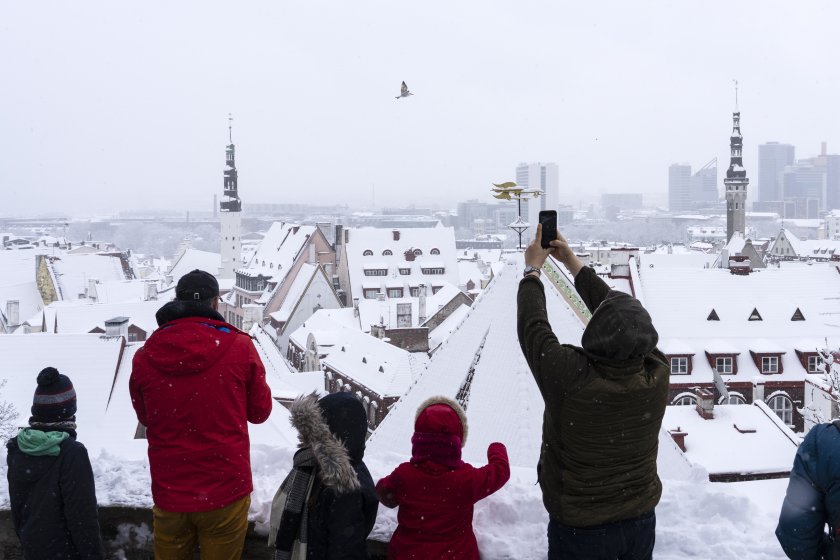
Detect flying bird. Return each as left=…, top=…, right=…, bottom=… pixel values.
left=395, top=81, right=413, bottom=99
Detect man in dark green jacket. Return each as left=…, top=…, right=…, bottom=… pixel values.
left=517, top=225, right=669, bottom=560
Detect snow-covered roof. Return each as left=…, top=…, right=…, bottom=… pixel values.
left=44, top=299, right=165, bottom=336
left=662, top=402, right=798, bottom=476
left=167, top=249, right=221, bottom=284
left=288, top=307, right=360, bottom=350
left=243, top=222, right=316, bottom=282
left=639, top=262, right=840, bottom=341
left=344, top=226, right=460, bottom=301
left=271, top=263, right=318, bottom=324
left=93, top=280, right=152, bottom=304
left=51, top=254, right=130, bottom=301
left=322, top=326, right=429, bottom=398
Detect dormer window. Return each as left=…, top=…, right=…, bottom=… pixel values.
left=413, top=249, right=423, bottom=256
left=706, top=351, right=739, bottom=374
left=363, top=250, right=374, bottom=256
left=398, top=268, right=411, bottom=275
left=667, top=355, right=692, bottom=375
left=383, top=250, right=393, bottom=256
left=750, top=351, right=785, bottom=375
left=762, top=356, right=779, bottom=374
left=421, top=267, right=445, bottom=275
left=430, top=248, right=440, bottom=255
left=796, top=349, right=824, bottom=373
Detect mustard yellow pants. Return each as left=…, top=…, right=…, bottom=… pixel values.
left=152, top=495, right=250, bottom=560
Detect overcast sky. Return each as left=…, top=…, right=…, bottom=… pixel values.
left=1, top=1, right=839, bottom=216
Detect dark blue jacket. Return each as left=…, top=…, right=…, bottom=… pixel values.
left=6, top=433, right=104, bottom=559
left=776, top=422, right=840, bottom=559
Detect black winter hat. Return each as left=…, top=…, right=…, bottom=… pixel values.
left=176, top=269, right=219, bottom=302
left=31, top=367, right=77, bottom=422
left=318, top=393, right=368, bottom=464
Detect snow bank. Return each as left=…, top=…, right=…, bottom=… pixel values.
left=0, top=438, right=789, bottom=558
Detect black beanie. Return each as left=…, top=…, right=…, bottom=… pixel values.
left=31, top=367, right=77, bottom=422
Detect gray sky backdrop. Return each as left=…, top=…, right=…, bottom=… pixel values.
left=1, top=1, right=839, bottom=216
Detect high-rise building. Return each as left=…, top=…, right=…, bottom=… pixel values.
left=219, top=116, right=242, bottom=279
left=724, top=111, right=749, bottom=241
left=668, top=163, right=692, bottom=212
left=691, top=159, right=718, bottom=207
left=758, top=142, right=794, bottom=203
left=781, top=160, right=825, bottom=218
left=516, top=162, right=559, bottom=230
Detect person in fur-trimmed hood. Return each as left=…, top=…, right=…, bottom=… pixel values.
left=375, top=396, right=510, bottom=560
left=270, top=392, right=378, bottom=560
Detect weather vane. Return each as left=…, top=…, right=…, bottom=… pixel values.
left=733, top=79, right=739, bottom=111
left=228, top=113, right=234, bottom=144
left=490, top=182, right=543, bottom=250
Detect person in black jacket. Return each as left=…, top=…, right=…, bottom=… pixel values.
left=270, top=392, right=378, bottom=559
left=6, top=367, right=104, bottom=560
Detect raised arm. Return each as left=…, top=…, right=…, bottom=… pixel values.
left=470, top=442, right=511, bottom=502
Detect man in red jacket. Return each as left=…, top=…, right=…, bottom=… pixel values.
left=130, top=269, right=273, bottom=560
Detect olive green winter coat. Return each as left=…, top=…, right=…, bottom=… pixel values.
left=517, top=266, right=669, bottom=527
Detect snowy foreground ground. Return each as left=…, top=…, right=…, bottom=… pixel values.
left=0, top=441, right=790, bottom=559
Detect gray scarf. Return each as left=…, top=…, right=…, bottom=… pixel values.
left=271, top=447, right=317, bottom=560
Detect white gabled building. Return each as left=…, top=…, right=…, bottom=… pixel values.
left=767, top=228, right=840, bottom=261
left=335, top=225, right=460, bottom=304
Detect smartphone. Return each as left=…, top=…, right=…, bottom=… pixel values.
left=539, top=210, right=558, bottom=249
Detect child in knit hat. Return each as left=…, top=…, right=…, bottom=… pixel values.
left=5, top=367, right=104, bottom=559
left=376, top=396, right=510, bottom=559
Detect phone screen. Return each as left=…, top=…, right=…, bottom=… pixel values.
left=539, top=210, right=558, bottom=249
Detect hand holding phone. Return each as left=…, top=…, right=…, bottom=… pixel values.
left=539, top=210, right=558, bottom=249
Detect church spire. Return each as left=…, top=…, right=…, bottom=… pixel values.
left=219, top=114, right=242, bottom=280
left=724, top=83, right=749, bottom=242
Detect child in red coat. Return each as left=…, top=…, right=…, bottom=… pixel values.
left=376, top=396, right=510, bottom=559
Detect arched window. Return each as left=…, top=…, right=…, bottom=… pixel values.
left=413, top=249, right=423, bottom=256
left=363, top=249, right=374, bottom=256
left=382, top=250, right=393, bottom=256
left=430, top=248, right=440, bottom=255
left=718, top=393, right=746, bottom=405
left=768, top=394, right=794, bottom=426
left=671, top=394, right=697, bottom=406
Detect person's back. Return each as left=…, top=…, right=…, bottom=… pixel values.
left=777, top=421, right=840, bottom=559
left=129, top=269, right=273, bottom=558
left=517, top=226, right=669, bottom=559
left=376, top=397, right=510, bottom=560
left=271, top=392, right=378, bottom=560
left=6, top=367, right=104, bottom=560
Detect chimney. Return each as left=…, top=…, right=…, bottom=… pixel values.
left=370, top=323, right=386, bottom=339
left=392, top=230, right=401, bottom=241
left=144, top=282, right=158, bottom=301
left=104, top=317, right=129, bottom=339
left=87, top=278, right=98, bottom=302
left=668, top=428, right=687, bottom=452
left=353, top=297, right=360, bottom=318
left=344, top=229, right=350, bottom=244
left=6, top=300, right=20, bottom=327
left=695, top=387, right=714, bottom=419
left=418, top=283, right=427, bottom=323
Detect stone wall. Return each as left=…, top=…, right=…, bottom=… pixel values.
left=1, top=507, right=389, bottom=559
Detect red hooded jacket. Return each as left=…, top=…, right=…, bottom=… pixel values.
left=376, top=397, right=510, bottom=559
left=130, top=304, right=273, bottom=512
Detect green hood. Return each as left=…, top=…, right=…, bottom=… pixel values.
left=16, top=428, right=69, bottom=456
